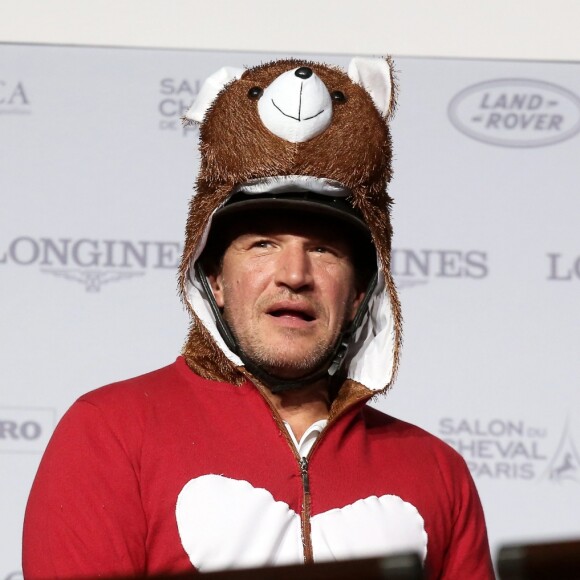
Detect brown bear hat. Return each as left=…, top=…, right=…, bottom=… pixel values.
left=178, top=57, right=402, bottom=413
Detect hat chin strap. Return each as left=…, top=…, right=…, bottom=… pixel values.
left=195, top=263, right=377, bottom=393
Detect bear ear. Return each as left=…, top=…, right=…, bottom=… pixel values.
left=347, top=57, right=397, bottom=119
left=183, top=66, right=245, bottom=124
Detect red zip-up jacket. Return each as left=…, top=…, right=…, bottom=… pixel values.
left=23, top=357, right=494, bottom=579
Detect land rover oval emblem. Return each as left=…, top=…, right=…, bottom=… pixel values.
left=448, top=79, right=580, bottom=148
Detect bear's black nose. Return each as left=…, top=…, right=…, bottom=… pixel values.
left=295, top=67, right=313, bottom=79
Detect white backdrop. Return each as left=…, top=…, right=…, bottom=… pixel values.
left=1, top=43, right=579, bottom=579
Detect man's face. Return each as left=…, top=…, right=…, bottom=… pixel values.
left=207, top=212, right=366, bottom=380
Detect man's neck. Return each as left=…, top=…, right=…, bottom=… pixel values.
left=264, top=379, right=330, bottom=441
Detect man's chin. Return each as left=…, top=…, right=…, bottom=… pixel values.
left=244, top=348, right=333, bottom=382
left=230, top=326, right=340, bottom=384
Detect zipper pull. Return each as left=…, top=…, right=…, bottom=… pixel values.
left=300, top=456, right=310, bottom=494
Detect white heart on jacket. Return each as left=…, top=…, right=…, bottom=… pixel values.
left=176, top=474, right=427, bottom=572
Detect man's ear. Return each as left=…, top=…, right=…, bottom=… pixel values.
left=206, top=271, right=225, bottom=308
left=349, top=288, right=367, bottom=322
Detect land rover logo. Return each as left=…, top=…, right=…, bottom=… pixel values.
left=448, top=79, right=580, bottom=147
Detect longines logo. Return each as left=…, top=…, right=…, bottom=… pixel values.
left=158, top=77, right=200, bottom=136
left=547, top=253, right=580, bottom=281
left=439, top=417, right=580, bottom=483
left=448, top=79, right=580, bottom=148
left=0, top=236, right=182, bottom=292
left=0, top=407, right=55, bottom=454
left=0, top=80, right=30, bottom=115
left=391, top=249, right=488, bottom=289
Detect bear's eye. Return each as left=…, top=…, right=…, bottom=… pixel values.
left=248, top=86, right=264, bottom=100
left=331, top=90, right=347, bottom=103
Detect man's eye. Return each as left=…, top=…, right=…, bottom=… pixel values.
left=252, top=240, right=272, bottom=249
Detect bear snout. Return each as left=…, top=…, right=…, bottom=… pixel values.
left=257, top=67, right=333, bottom=143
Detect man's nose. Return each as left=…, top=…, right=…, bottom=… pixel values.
left=274, top=246, right=313, bottom=290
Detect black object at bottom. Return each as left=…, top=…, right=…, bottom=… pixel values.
left=144, top=552, right=424, bottom=579
left=497, top=539, right=580, bottom=580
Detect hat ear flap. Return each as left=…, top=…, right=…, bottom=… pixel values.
left=347, top=57, right=397, bottom=119
left=183, top=66, right=245, bottom=124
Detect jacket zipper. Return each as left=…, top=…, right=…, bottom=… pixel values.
left=295, top=400, right=369, bottom=564
left=240, top=369, right=369, bottom=566
left=292, top=407, right=366, bottom=564
left=299, top=456, right=314, bottom=563
left=240, top=371, right=316, bottom=563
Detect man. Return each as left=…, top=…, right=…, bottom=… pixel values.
left=23, top=57, right=494, bottom=578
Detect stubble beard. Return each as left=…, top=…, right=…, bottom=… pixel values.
left=223, top=305, right=342, bottom=381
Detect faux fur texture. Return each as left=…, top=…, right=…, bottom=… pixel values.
left=178, top=58, right=402, bottom=399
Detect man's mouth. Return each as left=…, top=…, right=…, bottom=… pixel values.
left=269, top=309, right=315, bottom=322
left=266, top=302, right=316, bottom=322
